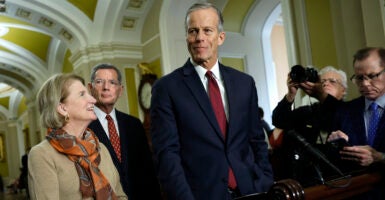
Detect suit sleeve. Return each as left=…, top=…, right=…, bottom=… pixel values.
left=272, top=96, right=294, bottom=129
left=272, top=97, right=317, bottom=132
left=150, top=80, right=195, bottom=200
left=248, top=81, right=274, bottom=191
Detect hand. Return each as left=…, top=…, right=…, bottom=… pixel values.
left=285, top=76, right=299, bottom=102
left=327, top=130, right=349, bottom=142
left=340, top=145, right=382, bottom=166
left=299, top=81, right=326, bottom=101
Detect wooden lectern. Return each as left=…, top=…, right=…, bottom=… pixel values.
left=266, top=170, right=383, bottom=200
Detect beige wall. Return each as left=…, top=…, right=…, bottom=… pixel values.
left=271, top=24, right=289, bottom=100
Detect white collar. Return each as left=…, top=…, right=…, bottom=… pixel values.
left=191, top=58, right=221, bottom=81
left=94, top=106, right=117, bottom=122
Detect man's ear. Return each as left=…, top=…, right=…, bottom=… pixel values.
left=118, top=85, right=124, bottom=98
left=217, top=31, right=226, bottom=46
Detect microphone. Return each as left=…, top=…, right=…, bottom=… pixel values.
left=286, top=130, right=344, bottom=176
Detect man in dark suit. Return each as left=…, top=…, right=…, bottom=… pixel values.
left=328, top=47, right=385, bottom=199
left=150, top=3, right=273, bottom=200
left=328, top=47, right=385, bottom=165
left=88, top=64, right=162, bottom=200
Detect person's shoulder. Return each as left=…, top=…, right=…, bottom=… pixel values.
left=220, top=63, right=253, bottom=80
left=343, top=96, right=364, bottom=106
left=29, top=140, right=57, bottom=160
left=152, top=69, right=180, bottom=90
left=30, top=140, right=51, bottom=152
left=154, top=60, right=195, bottom=85
left=220, top=63, right=246, bottom=74
left=115, top=110, right=142, bottom=123
left=335, top=96, right=364, bottom=113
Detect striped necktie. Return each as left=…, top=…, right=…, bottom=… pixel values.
left=106, top=114, right=121, bottom=161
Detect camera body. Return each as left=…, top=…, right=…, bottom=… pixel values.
left=289, top=65, right=319, bottom=83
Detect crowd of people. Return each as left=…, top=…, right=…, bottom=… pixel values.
left=14, top=2, right=384, bottom=200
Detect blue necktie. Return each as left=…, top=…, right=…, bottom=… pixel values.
left=368, top=103, right=380, bottom=146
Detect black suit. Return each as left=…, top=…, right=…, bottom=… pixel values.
left=331, top=96, right=385, bottom=199
left=89, top=109, right=162, bottom=200
left=333, top=96, right=385, bottom=151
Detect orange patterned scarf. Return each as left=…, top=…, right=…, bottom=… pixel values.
left=47, top=128, right=117, bottom=200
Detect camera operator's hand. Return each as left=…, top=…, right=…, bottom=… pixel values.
left=299, top=81, right=316, bottom=95
left=298, top=81, right=325, bottom=100
left=299, top=80, right=331, bottom=103
left=285, top=76, right=299, bottom=102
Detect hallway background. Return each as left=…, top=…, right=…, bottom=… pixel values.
left=0, top=0, right=384, bottom=189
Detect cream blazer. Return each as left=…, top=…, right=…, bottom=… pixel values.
left=28, top=139, right=127, bottom=200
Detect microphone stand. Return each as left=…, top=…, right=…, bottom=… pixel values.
left=287, top=130, right=351, bottom=187
left=313, top=162, right=325, bottom=185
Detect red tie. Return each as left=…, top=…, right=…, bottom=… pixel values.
left=106, top=114, right=121, bottom=162
left=206, top=71, right=237, bottom=189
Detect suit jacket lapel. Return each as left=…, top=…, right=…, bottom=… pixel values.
left=115, top=110, right=128, bottom=161
left=182, top=60, right=225, bottom=141
left=343, top=97, right=367, bottom=146
left=220, top=65, right=236, bottom=142
left=373, top=105, right=385, bottom=150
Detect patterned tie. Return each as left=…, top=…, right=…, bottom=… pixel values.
left=106, top=114, right=121, bottom=161
left=206, top=71, right=237, bottom=189
left=368, top=103, right=380, bottom=146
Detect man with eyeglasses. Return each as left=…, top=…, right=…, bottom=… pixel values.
left=87, top=63, right=162, bottom=200
left=271, top=66, right=347, bottom=185
left=327, top=47, right=385, bottom=199
left=328, top=47, right=385, bottom=166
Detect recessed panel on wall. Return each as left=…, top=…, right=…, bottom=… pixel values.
left=221, top=57, right=245, bottom=72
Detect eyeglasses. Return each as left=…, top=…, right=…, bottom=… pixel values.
left=350, top=69, right=385, bottom=84
left=93, top=79, right=121, bottom=87
left=320, top=78, right=342, bottom=86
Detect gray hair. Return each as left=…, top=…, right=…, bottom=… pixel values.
left=90, top=63, right=122, bottom=83
left=319, top=66, right=348, bottom=90
left=184, top=2, right=224, bottom=33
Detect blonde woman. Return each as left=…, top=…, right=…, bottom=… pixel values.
left=28, top=73, right=127, bottom=200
